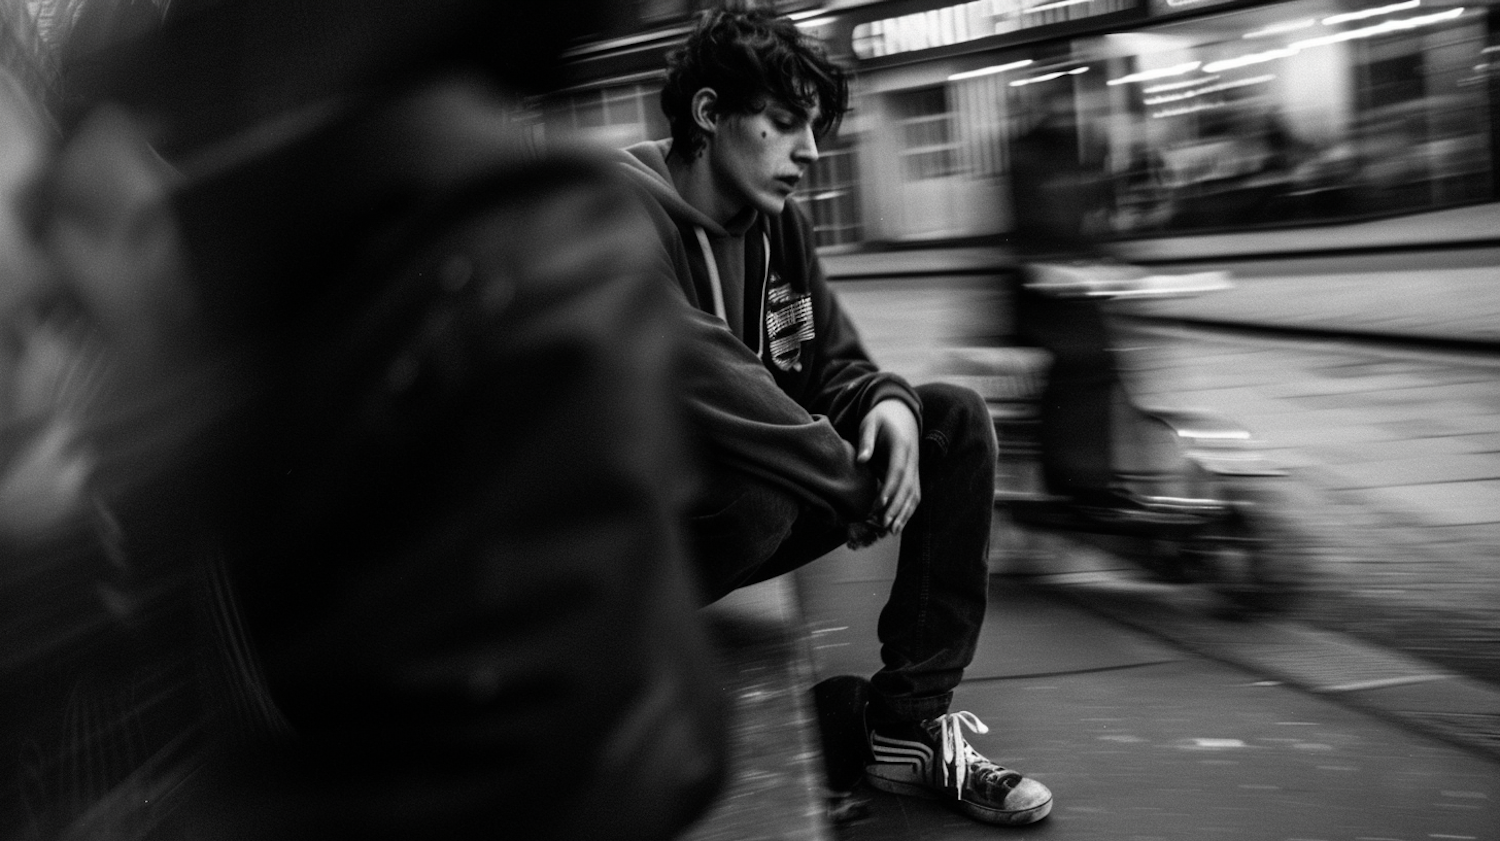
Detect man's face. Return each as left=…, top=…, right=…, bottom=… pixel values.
left=709, top=99, right=822, bottom=218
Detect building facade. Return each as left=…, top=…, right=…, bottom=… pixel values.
left=545, top=0, right=1497, bottom=248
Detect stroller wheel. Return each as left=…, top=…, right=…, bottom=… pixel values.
left=1181, top=506, right=1291, bottom=617
left=1143, top=535, right=1205, bottom=583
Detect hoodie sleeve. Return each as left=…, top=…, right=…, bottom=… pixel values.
left=783, top=204, right=922, bottom=442
left=630, top=190, right=879, bottom=522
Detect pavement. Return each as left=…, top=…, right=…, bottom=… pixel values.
left=792, top=538, right=1500, bottom=841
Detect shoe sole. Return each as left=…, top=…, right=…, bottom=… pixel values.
left=864, top=771, right=1053, bottom=826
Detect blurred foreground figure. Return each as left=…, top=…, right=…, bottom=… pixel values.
left=0, top=54, right=233, bottom=841
left=38, top=1, right=726, bottom=839
left=617, top=8, right=1051, bottom=827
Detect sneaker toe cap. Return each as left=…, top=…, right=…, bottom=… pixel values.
left=964, top=775, right=1052, bottom=826
left=1006, top=777, right=1052, bottom=810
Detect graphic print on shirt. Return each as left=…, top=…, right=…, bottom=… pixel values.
left=765, top=270, right=814, bottom=372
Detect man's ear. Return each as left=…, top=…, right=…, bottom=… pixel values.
left=690, top=88, right=719, bottom=137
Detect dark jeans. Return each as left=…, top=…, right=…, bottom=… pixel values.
left=689, top=382, right=997, bottom=725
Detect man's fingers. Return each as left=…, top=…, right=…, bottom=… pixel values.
left=882, top=452, right=920, bottom=530
left=882, top=436, right=915, bottom=487
left=857, top=416, right=879, bottom=464
left=892, top=494, right=919, bottom=534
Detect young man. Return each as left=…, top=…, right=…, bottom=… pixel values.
left=617, top=7, right=1052, bottom=827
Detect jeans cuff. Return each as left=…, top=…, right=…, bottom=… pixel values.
left=867, top=689, right=953, bottom=727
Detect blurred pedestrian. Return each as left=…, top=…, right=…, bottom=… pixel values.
left=1007, top=90, right=1136, bottom=510
left=617, top=7, right=1052, bottom=827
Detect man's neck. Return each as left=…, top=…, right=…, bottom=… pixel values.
left=666, top=147, right=744, bottom=228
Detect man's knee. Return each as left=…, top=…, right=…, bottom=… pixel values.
left=915, top=381, right=998, bottom=464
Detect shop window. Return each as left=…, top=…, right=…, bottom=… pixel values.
left=548, top=82, right=666, bottom=147
left=1362, top=52, right=1426, bottom=112
left=1068, top=0, right=1493, bottom=232
left=802, top=138, right=862, bottom=248
left=892, top=86, right=961, bottom=181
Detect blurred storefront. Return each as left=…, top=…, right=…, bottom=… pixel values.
left=544, top=0, right=1498, bottom=247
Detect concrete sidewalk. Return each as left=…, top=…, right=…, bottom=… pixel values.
left=793, top=536, right=1500, bottom=839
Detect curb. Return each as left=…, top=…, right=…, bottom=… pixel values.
left=688, top=578, right=833, bottom=841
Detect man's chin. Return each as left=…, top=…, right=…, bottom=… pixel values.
left=754, top=194, right=790, bottom=217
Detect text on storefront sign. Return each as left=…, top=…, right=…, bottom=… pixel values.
left=851, top=0, right=1137, bottom=59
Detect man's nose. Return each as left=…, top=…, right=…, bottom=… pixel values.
left=793, top=125, right=819, bottom=166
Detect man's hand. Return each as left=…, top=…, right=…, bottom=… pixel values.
left=856, top=399, right=921, bottom=534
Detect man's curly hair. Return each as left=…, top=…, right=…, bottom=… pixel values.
left=661, top=6, right=849, bottom=160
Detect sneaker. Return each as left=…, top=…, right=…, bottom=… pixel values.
left=866, top=711, right=1052, bottom=826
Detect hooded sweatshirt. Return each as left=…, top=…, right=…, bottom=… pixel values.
left=618, top=140, right=921, bottom=522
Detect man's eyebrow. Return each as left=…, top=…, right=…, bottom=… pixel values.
left=767, top=99, right=806, bottom=118
left=769, top=99, right=826, bottom=128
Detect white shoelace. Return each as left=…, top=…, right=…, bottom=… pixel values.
left=932, top=711, right=990, bottom=795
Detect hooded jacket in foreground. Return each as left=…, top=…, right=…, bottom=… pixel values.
left=619, top=140, right=921, bottom=522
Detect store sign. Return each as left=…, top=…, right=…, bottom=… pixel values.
left=851, top=0, right=1137, bottom=60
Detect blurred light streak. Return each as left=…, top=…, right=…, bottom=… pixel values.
left=1012, top=71, right=1069, bottom=86
left=1142, top=73, right=1274, bottom=105
left=1201, top=48, right=1297, bottom=74
left=948, top=59, right=1034, bottom=80
left=1203, top=7, right=1462, bottom=74
left=1010, top=66, right=1089, bottom=86
left=1107, top=61, right=1202, bottom=85
left=1026, top=0, right=1096, bottom=12
left=1143, top=75, right=1219, bottom=93
left=1243, top=18, right=1316, bottom=39
left=1292, top=6, right=1464, bottom=46
left=1321, top=0, right=1421, bottom=27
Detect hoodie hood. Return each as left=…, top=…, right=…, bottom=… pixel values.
left=620, top=140, right=762, bottom=237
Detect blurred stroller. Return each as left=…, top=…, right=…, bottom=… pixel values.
left=952, top=92, right=1296, bottom=613
left=945, top=263, right=1294, bottom=614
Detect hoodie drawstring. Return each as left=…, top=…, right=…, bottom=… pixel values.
left=692, top=226, right=727, bottom=324
left=755, top=232, right=770, bottom=356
